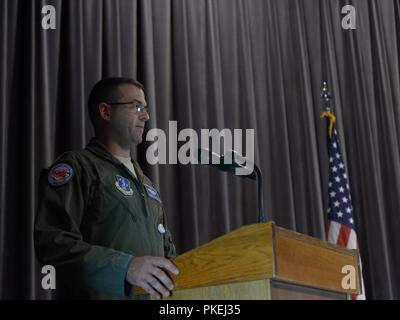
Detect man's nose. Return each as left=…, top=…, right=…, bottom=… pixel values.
left=139, top=110, right=150, bottom=122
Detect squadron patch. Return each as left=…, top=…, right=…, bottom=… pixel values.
left=115, top=175, right=133, bottom=196
left=144, top=184, right=161, bottom=203
left=48, top=163, right=74, bottom=187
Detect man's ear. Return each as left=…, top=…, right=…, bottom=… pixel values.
left=98, top=102, right=111, bottom=121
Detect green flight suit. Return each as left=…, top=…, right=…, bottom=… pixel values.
left=34, top=138, right=176, bottom=299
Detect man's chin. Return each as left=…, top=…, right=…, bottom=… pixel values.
left=131, top=136, right=143, bottom=145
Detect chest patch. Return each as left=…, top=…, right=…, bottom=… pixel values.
left=115, top=175, right=133, bottom=196
left=144, top=184, right=161, bottom=203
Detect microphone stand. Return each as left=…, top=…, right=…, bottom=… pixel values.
left=223, top=151, right=266, bottom=224
left=254, top=164, right=265, bottom=223
left=198, top=148, right=266, bottom=224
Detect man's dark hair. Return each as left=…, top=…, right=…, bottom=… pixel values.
left=88, top=77, right=144, bottom=130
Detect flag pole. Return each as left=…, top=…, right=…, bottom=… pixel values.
left=319, top=82, right=366, bottom=299
left=321, top=82, right=336, bottom=139
left=320, top=81, right=333, bottom=112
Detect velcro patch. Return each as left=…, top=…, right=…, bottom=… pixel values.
left=144, top=184, right=161, bottom=203
left=115, top=175, right=133, bottom=196
left=48, top=163, right=74, bottom=187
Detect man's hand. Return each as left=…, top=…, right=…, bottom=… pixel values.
left=126, top=256, right=179, bottom=299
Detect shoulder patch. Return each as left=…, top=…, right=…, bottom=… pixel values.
left=48, top=163, right=74, bottom=187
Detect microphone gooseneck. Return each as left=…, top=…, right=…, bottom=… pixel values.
left=197, top=148, right=265, bottom=223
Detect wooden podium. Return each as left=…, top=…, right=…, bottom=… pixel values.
left=135, top=222, right=361, bottom=300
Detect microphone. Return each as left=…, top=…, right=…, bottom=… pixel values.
left=197, top=148, right=254, bottom=178
left=220, top=150, right=257, bottom=179
left=197, top=148, right=265, bottom=223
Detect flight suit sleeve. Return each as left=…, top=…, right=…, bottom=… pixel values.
left=34, top=156, right=134, bottom=297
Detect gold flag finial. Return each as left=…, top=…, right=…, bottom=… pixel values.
left=321, top=111, right=336, bottom=139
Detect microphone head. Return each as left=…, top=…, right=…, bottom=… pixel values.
left=197, top=148, right=256, bottom=179
left=222, top=150, right=256, bottom=179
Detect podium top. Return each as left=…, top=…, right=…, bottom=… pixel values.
left=135, top=222, right=360, bottom=295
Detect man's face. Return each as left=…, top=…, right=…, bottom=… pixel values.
left=109, top=84, right=149, bottom=146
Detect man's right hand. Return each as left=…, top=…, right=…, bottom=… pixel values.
left=126, top=256, right=179, bottom=299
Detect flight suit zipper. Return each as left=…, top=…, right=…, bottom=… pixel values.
left=117, top=163, right=150, bottom=218
left=116, top=163, right=160, bottom=256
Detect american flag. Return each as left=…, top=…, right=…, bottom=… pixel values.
left=322, top=111, right=366, bottom=300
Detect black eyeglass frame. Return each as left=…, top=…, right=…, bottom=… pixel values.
left=106, top=100, right=149, bottom=113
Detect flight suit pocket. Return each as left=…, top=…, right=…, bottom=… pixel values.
left=89, top=178, right=142, bottom=225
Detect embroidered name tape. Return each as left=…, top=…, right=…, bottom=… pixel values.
left=48, top=163, right=74, bottom=187
left=144, top=184, right=161, bottom=203
left=115, top=175, right=133, bottom=196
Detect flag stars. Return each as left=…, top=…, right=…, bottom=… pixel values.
left=326, top=125, right=360, bottom=261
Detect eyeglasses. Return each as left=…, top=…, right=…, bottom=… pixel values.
left=106, top=100, right=149, bottom=114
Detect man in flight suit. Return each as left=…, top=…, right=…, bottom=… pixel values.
left=34, top=77, right=179, bottom=299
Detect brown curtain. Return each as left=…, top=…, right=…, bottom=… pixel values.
left=0, top=0, right=399, bottom=299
